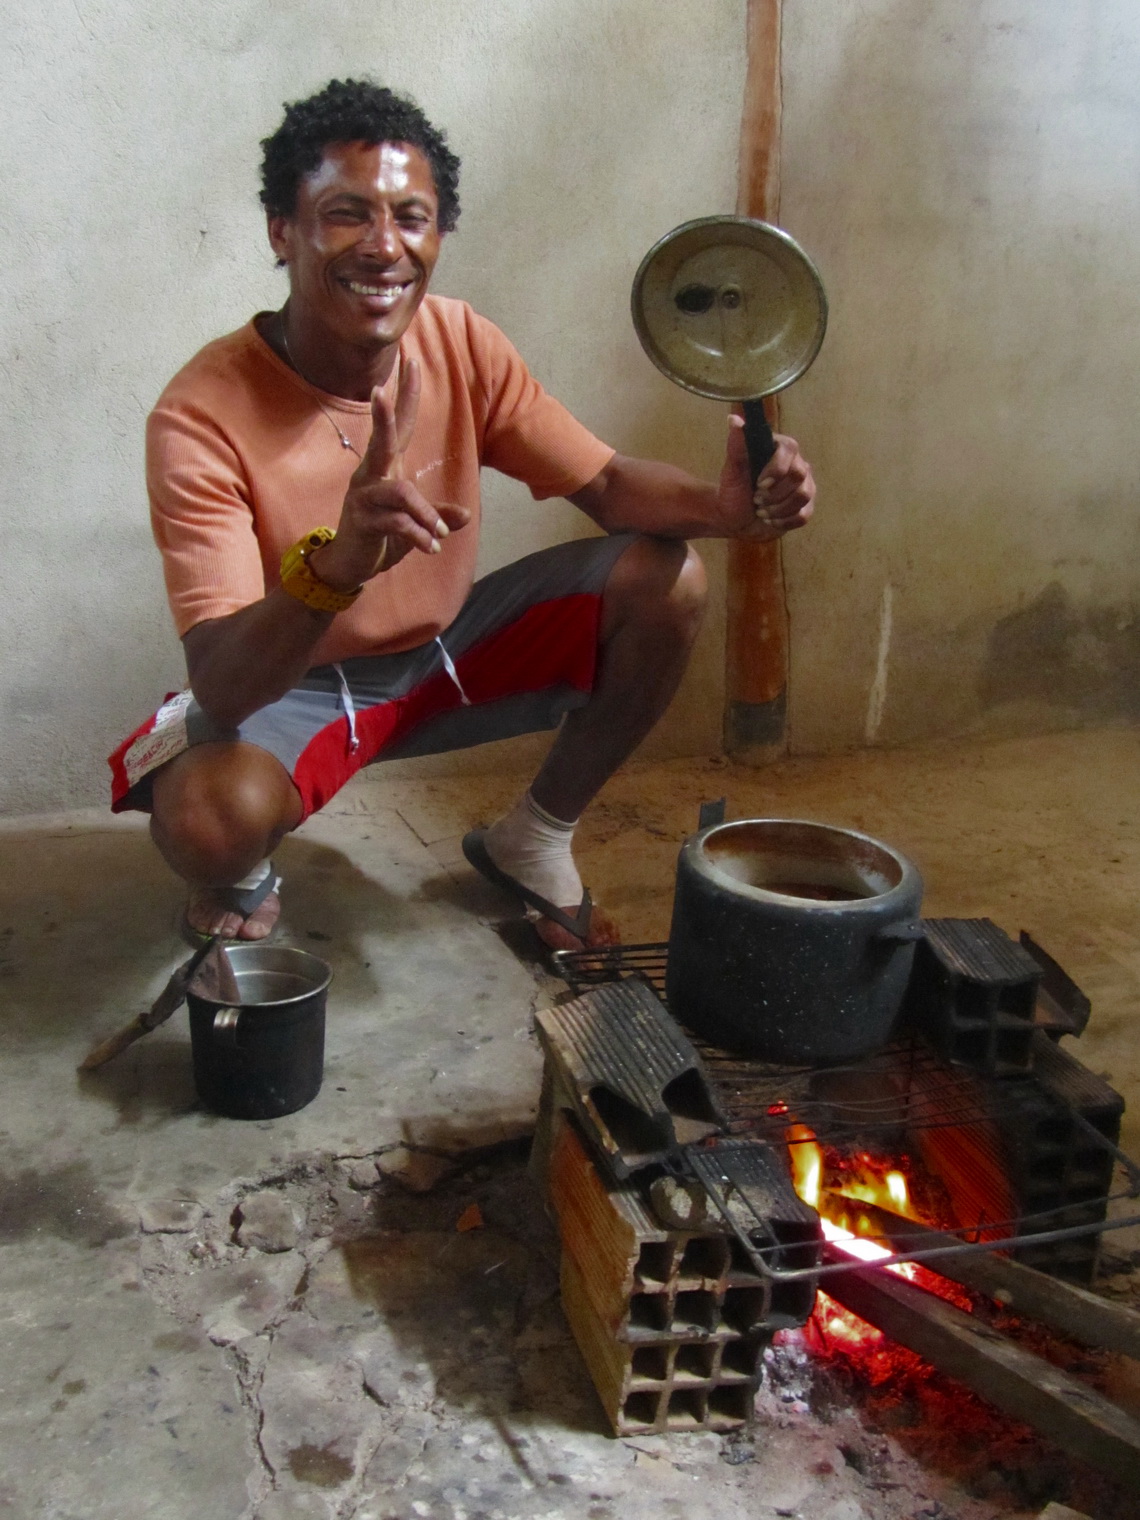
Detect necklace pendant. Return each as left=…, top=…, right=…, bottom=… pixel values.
left=339, top=434, right=353, bottom=449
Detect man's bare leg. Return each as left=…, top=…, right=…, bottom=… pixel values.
left=483, top=536, right=707, bottom=949
left=150, top=741, right=303, bottom=939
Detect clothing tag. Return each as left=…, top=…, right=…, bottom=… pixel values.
left=122, top=690, right=193, bottom=789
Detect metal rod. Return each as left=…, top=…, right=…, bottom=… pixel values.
left=740, top=1210, right=1140, bottom=1283
left=841, top=1197, right=1140, bottom=1358
left=826, top=1185, right=1140, bottom=1242
left=1070, top=1109, right=1140, bottom=1196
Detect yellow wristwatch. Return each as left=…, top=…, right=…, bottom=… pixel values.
left=280, top=527, right=362, bottom=614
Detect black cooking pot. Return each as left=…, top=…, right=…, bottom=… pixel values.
left=187, top=944, right=331, bottom=1119
left=666, top=818, right=923, bottom=1064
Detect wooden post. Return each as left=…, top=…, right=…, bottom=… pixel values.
left=725, top=0, right=790, bottom=759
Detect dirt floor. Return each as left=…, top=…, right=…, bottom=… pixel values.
left=2, top=724, right=1139, bottom=1519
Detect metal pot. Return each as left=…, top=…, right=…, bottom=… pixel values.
left=665, top=818, right=923, bottom=1064
left=187, top=944, right=331, bottom=1119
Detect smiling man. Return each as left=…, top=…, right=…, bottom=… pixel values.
left=110, top=79, right=815, bottom=951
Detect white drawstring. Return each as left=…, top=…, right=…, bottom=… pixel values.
left=333, top=663, right=361, bottom=753
left=435, top=637, right=472, bottom=706
left=335, top=644, right=469, bottom=759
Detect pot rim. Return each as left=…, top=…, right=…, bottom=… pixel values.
left=685, top=815, right=922, bottom=912
left=188, top=942, right=333, bottom=1010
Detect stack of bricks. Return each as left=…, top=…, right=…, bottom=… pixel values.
left=545, top=1111, right=809, bottom=1435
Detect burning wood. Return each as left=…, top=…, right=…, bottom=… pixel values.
left=830, top=1198, right=1140, bottom=1363
left=780, top=1124, right=1140, bottom=1493
left=818, top=1245, right=1140, bottom=1493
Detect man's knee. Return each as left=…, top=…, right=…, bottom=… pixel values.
left=673, top=540, right=708, bottom=621
left=151, top=742, right=301, bottom=880
left=604, top=536, right=708, bottom=640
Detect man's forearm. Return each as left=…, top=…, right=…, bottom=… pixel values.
left=183, top=589, right=336, bottom=729
left=569, top=455, right=721, bottom=538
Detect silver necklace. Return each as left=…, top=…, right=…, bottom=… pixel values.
left=279, top=321, right=364, bottom=459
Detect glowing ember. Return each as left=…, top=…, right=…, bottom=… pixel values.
left=812, top=1288, right=884, bottom=1345
left=821, top=1217, right=891, bottom=1262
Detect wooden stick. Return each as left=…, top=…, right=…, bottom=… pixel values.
left=821, top=1243, right=1140, bottom=1492
left=78, top=936, right=217, bottom=1072
left=830, top=1195, right=1140, bottom=1361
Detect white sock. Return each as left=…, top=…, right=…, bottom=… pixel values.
left=482, top=792, right=583, bottom=910
left=232, top=858, right=275, bottom=892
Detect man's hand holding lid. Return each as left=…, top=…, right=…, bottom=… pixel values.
left=713, top=412, right=815, bottom=543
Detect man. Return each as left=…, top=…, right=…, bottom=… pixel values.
left=110, top=79, right=815, bottom=951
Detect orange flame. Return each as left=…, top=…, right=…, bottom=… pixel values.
left=784, top=1123, right=920, bottom=1351
left=785, top=1123, right=915, bottom=1251
left=782, top=1123, right=977, bottom=1359
left=786, top=1122, right=822, bottom=1209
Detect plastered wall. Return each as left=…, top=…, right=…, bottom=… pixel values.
left=779, top=1, right=1140, bottom=752
left=0, top=0, right=745, bottom=814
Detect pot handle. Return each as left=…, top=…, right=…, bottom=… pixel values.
left=875, top=921, right=925, bottom=945
left=698, top=797, right=727, bottom=831
left=213, top=1007, right=241, bottom=1046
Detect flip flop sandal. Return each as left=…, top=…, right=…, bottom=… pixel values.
left=461, top=829, right=593, bottom=943
left=180, top=864, right=282, bottom=949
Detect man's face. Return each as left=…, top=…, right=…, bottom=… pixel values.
left=268, top=140, right=442, bottom=351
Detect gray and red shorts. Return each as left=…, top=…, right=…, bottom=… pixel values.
left=110, top=534, right=634, bottom=819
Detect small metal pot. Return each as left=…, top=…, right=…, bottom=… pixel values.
left=666, top=818, right=923, bottom=1064
left=187, top=944, right=331, bottom=1120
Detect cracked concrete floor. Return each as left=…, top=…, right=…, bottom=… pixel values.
left=1, top=726, right=1138, bottom=1518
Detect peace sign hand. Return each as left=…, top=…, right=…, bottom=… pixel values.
left=307, top=357, right=471, bottom=592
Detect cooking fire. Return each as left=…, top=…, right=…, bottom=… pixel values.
left=539, top=888, right=1140, bottom=1514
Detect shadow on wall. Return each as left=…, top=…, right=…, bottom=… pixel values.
left=980, top=582, right=1140, bottom=721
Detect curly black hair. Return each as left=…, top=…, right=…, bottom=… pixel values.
left=259, top=78, right=461, bottom=232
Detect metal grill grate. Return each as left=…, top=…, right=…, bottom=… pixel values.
left=550, top=942, right=1140, bottom=1279
left=553, top=944, right=1027, bottom=1144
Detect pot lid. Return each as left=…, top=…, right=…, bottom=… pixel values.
left=630, top=215, right=828, bottom=401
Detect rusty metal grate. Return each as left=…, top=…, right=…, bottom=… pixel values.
left=554, top=942, right=670, bottom=1000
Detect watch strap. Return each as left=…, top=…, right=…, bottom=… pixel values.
left=280, top=528, right=362, bottom=614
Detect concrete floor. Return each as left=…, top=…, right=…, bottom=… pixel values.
left=1, top=725, right=1138, bottom=1519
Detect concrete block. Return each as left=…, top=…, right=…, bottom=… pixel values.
left=347, top=1159, right=381, bottom=1190
left=548, top=1120, right=768, bottom=1435
left=236, top=1191, right=300, bottom=1253
left=137, top=1198, right=203, bottom=1234
left=375, top=1147, right=454, bottom=1193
